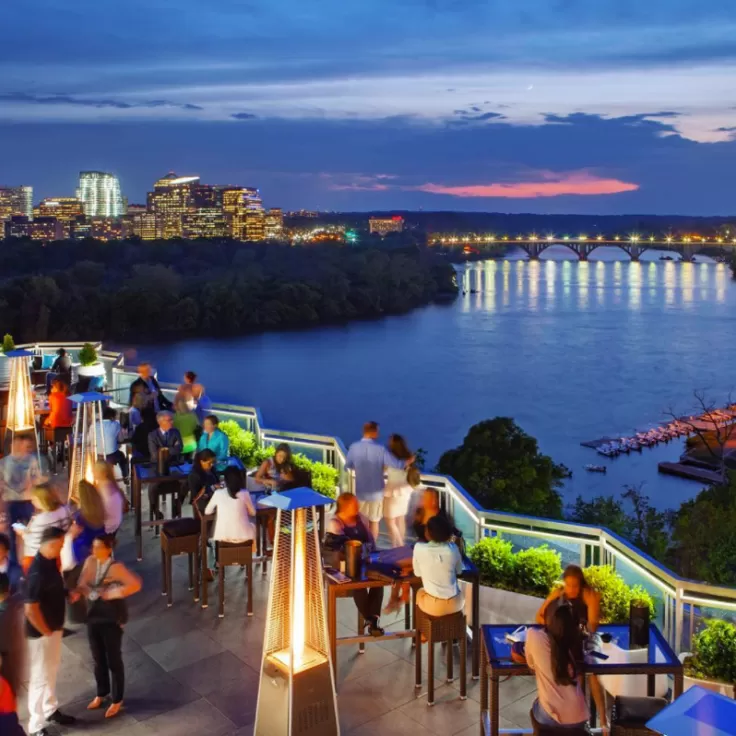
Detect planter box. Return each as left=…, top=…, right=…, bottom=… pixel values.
left=679, top=656, right=735, bottom=698
left=463, top=583, right=542, bottom=629
left=77, top=363, right=106, bottom=378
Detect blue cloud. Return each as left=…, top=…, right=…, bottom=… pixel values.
left=231, top=112, right=258, bottom=120
left=0, top=92, right=203, bottom=111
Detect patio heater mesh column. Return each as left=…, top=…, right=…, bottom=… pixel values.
left=68, top=392, right=107, bottom=504
left=3, top=350, right=38, bottom=456
left=255, top=490, right=339, bottom=736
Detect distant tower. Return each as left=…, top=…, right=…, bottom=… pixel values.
left=77, top=171, right=124, bottom=217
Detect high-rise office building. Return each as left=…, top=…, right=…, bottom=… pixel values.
left=0, top=185, right=33, bottom=221
left=5, top=216, right=62, bottom=241
left=34, top=197, right=84, bottom=238
left=77, top=171, right=124, bottom=217
left=182, top=208, right=227, bottom=239
left=127, top=211, right=161, bottom=241
left=264, top=208, right=284, bottom=239
left=221, top=186, right=265, bottom=241
left=147, top=172, right=200, bottom=238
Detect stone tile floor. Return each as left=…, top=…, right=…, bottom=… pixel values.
left=14, top=500, right=539, bottom=735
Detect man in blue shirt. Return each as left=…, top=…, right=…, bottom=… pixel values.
left=345, top=421, right=409, bottom=540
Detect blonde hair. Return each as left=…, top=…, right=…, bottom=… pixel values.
left=94, top=461, right=116, bottom=485
left=78, top=479, right=105, bottom=528
left=32, top=483, right=62, bottom=512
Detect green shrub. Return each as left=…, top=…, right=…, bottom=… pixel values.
left=78, top=342, right=98, bottom=366
left=686, top=620, right=736, bottom=683
left=513, top=546, right=562, bottom=597
left=467, top=536, right=516, bottom=589
left=582, top=565, right=655, bottom=623
left=293, top=453, right=339, bottom=499
left=2, top=334, right=15, bottom=353
left=219, top=420, right=259, bottom=467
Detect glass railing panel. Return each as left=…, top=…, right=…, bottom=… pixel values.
left=612, top=554, right=669, bottom=632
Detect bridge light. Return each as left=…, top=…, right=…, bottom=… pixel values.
left=563, top=235, right=569, bottom=241
left=516, top=235, right=523, bottom=241
left=718, top=238, right=723, bottom=243
left=630, top=235, right=639, bottom=243
left=579, top=235, right=587, bottom=241
left=502, top=235, right=508, bottom=241
left=546, top=235, right=554, bottom=241
left=530, top=233, right=537, bottom=241
left=649, top=236, right=654, bottom=242
left=597, top=235, right=603, bottom=241
left=614, top=235, right=620, bottom=241
left=666, top=237, right=672, bottom=243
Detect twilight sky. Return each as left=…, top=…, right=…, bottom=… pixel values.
left=1, top=0, right=735, bottom=214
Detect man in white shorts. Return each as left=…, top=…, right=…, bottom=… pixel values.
left=345, top=421, right=408, bottom=540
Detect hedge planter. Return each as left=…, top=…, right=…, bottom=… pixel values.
left=464, top=583, right=542, bottom=629
left=681, top=665, right=735, bottom=699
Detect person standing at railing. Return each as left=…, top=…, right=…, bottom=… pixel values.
left=382, top=434, right=415, bottom=548
left=346, top=422, right=413, bottom=541
left=128, top=363, right=171, bottom=414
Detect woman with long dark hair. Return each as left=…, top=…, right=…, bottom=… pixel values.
left=537, top=565, right=601, bottom=633
left=188, top=449, right=219, bottom=504
left=75, top=535, right=141, bottom=719
left=382, top=434, right=415, bottom=548
left=254, top=443, right=294, bottom=490
left=526, top=603, right=589, bottom=728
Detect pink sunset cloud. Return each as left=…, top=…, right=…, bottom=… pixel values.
left=413, top=170, right=639, bottom=198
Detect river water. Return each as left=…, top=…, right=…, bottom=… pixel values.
left=130, top=248, right=736, bottom=512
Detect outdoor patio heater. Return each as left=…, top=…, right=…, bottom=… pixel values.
left=2, top=349, right=38, bottom=456
left=255, top=488, right=339, bottom=736
left=68, top=391, right=108, bottom=504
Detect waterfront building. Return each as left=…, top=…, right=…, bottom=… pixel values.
left=264, top=207, right=284, bottom=239
left=90, top=217, right=123, bottom=241
left=147, top=172, right=200, bottom=239
left=127, top=211, right=161, bottom=240
left=70, top=216, right=93, bottom=240
left=222, top=186, right=265, bottom=241
left=0, top=185, right=33, bottom=221
left=369, top=215, right=404, bottom=235
left=77, top=171, right=124, bottom=217
left=182, top=207, right=228, bottom=239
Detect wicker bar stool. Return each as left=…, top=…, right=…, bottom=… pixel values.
left=611, top=696, right=668, bottom=736
left=414, top=607, right=467, bottom=705
left=160, top=518, right=201, bottom=607
left=216, top=540, right=254, bottom=618
left=529, top=708, right=590, bottom=735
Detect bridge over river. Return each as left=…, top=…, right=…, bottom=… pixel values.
left=431, top=235, right=736, bottom=261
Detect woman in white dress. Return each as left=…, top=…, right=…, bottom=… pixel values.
left=382, top=434, right=415, bottom=548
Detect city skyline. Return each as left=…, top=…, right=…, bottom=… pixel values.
left=1, top=2, right=735, bottom=215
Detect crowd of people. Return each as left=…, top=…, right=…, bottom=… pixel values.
left=0, top=358, right=609, bottom=734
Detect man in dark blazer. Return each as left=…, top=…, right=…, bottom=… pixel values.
left=147, top=411, right=185, bottom=518
left=128, top=362, right=172, bottom=413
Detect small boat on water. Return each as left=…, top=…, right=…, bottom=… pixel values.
left=585, top=464, right=607, bottom=474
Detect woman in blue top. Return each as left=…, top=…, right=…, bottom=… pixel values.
left=72, top=480, right=106, bottom=565
left=196, top=415, right=230, bottom=468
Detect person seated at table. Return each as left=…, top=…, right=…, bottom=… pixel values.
left=536, top=565, right=606, bottom=730
left=128, top=362, right=172, bottom=413
left=325, top=493, right=384, bottom=637
left=413, top=488, right=464, bottom=552
left=130, top=407, right=157, bottom=461
left=175, top=371, right=205, bottom=412
left=536, top=565, right=601, bottom=634
left=96, top=407, right=129, bottom=484
left=254, top=443, right=295, bottom=490
left=196, top=415, right=230, bottom=469
left=526, top=603, right=590, bottom=730
left=188, top=450, right=219, bottom=504
left=44, top=380, right=73, bottom=429
left=147, top=412, right=185, bottom=520
left=45, top=348, right=72, bottom=393
left=205, top=467, right=256, bottom=543
left=412, top=515, right=465, bottom=617
left=173, top=397, right=199, bottom=456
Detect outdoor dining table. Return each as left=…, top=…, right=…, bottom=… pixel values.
left=326, top=553, right=480, bottom=685
left=646, top=685, right=736, bottom=736
left=479, top=623, right=684, bottom=736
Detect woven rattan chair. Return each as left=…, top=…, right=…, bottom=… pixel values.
left=529, top=708, right=590, bottom=735
left=215, top=540, right=254, bottom=618
left=414, top=607, right=467, bottom=705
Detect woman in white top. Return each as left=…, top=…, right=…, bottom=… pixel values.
left=205, top=466, right=256, bottom=543
left=525, top=603, right=589, bottom=728
left=412, top=514, right=464, bottom=617
left=382, top=434, right=415, bottom=548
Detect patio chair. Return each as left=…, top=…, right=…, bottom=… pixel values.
left=529, top=709, right=590, bottom=735
left=160, top=517, right=201, bottom=607
left=215, top=539, right=254, bottom=618
left=414, top=607, right=467, bottom=705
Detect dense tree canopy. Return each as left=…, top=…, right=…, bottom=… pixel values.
left=0, top=238, right=457, bottom=341
left=436, top=417, right=565, bottom=518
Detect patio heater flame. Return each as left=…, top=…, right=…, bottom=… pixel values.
left=256, top=489, right=339, bottom=735
left=2, top=349, right=38, bottom=457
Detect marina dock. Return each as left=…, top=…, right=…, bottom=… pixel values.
left=657, top=462, right=723, bottom=484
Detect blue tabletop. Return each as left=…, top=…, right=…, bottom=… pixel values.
left=483, top=623, right=680, bottom=672
left=136, top=462, right=193, bottom=480
left=647, top=686, right=736, bottom=736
